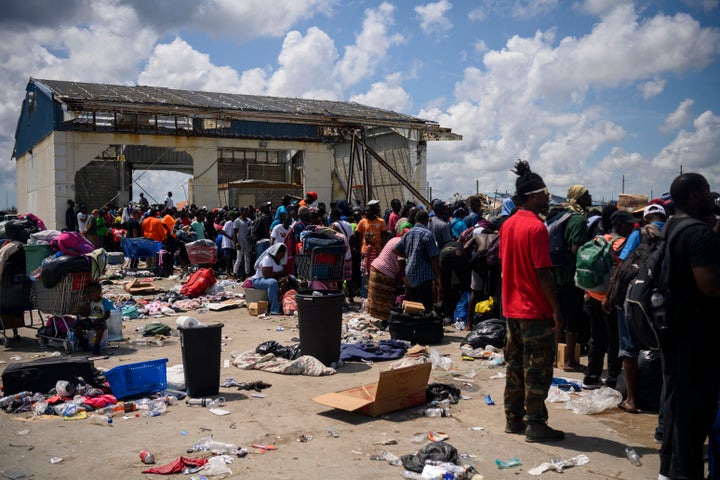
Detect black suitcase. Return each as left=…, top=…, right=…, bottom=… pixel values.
left=388, top=310, right=444, bottom=345
left=155, top=250, right=174, bottom=277
left=1, top=357, right=98, bottom=395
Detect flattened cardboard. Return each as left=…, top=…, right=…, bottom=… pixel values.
left=312, top=362, right=431, bottom=417
left=402, top=300, right=425, bottom=315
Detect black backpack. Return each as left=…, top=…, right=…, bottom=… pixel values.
left=546, top=212, right=573, bottom=266
left=607, top=224, right=661, bottom=308
left=623, top=217, right=704, bottom=349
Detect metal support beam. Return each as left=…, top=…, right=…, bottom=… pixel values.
left=355, top=135, right=431, bottom=207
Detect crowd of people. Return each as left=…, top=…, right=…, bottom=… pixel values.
left=62, top=167, right=720, bottom=478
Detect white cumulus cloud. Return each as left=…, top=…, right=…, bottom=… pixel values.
left=638, top=77, right=667, bottom=99
left=415, top=0, right=453, bottom=35
left=660, top=99, right=695, bottom=133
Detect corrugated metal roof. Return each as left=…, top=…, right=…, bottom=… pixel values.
left=33, top=78, right=441, bottom=131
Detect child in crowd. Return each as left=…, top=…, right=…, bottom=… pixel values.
left=76, top=282, right=113, bottom=354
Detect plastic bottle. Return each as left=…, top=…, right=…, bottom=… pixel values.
left=129, top=338, right=149, bottom=347
left=141, top=399, right=167, bottom=417
left=495, top=457, right=521, bottom=469
left=97, top=403, right=127, bottom=417
left=380, top=450, right=402, bottom=466
left=0, top=391, right=33, bottom=408
left=88, top=413, right=113, bottom=426
left=186, top=397, right=225, bottom=408
left=625, top=447, right=642, bottom=466
left=424, top=460, right=466, bottom=474
left=424, top=407, right=451, bottom=417
left=33, top=400, right=49, bottom=416
left=61, top=403, right=81, bottom=417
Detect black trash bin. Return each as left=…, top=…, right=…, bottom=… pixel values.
left=297, top=290, right=344, bottom=366
left=179, top=323, right=223, bottom=397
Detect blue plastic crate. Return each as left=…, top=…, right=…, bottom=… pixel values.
left=105, top=358, right=168, bottom=399
left=121, top=238, right=162, bottom=259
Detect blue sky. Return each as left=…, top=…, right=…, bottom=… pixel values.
left=0, top=0, right=718, bottom=210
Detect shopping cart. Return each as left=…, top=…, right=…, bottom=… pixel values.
left=185, top=239, right=218, bottom=266
left=34, top=272, right=91, bottom=353
left=293, top=245, right=346, bottom=288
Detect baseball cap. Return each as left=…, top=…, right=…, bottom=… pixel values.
left=367, top=199, right=380, bottom=206
left=610, top=210, right=637, bottom=225
left=306, top=191, right=318, bottom=200
left=643, top=204, right=666, bottom=218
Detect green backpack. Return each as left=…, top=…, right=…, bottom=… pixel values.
left=575, top=234, right=622, bottom=292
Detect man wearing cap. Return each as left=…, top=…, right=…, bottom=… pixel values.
left=546, top=185, right=592, bottom=372
left=580, top=210, right=636, bottom=391
left=299, top=191, right=318, bottom=207
left=602, top=204, right=666, bottom=416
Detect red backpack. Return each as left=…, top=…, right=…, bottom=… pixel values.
left=51, top=231, right=95, bottom=256
left=180, top=268, right=216, bottom=298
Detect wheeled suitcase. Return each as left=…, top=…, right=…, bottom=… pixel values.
left=1, top=356, right=99, bottom=395
left=388, top=310, right=444, bottom=345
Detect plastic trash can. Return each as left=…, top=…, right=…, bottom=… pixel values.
left=296, top=290, right=344, bottom=366
left=179, top=323, right=223, bottom=397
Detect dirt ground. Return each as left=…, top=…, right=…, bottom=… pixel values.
left=0, top=275, right=663, bottom=480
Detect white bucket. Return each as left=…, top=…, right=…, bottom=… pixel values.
left=107, top=310, right=123, bottom=341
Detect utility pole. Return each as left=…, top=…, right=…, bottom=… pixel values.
left=621, top=174, right=625, bottom=194
left=476, top=180, right=479, bottom=196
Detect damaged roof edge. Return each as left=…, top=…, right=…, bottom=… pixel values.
left=30, top=78, right=459, bottom=138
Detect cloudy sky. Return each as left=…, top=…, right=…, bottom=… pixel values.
left=1, top=0, right=719, bottom=209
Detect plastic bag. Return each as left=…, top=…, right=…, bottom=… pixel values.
left=564, top=386, right=622, bottom=414
left=463, top=318, right=506, bottom=349
left=401, top=441, right=461, bottom=473
left=474, top=296, right=494, bottom=314
left=453, top=292, right=470, bottom=323
left=428, top=349, right=452, bottom=371
left=546, top=385, right=571, bottom=403
left=426, top=383, right=462, bottom=405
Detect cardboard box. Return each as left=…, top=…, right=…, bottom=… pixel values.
left=402, top=300, right=425, bottom=315
left=557, top=343, right=580, bottom=366
left=248, top=301, right=268, bottom=316
left=616, top=194, right=648, bottom=213
left=312, top=363, right=431, bottom=417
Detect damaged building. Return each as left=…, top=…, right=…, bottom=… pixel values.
left=13, top=78, right=460, bottom=229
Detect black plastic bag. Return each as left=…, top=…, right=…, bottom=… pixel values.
left=401, top=441, right=460, bottom=473
left=4, top=219, right=40, bottom=243
left=426, top=383, right=462, bottom=405
left=463, top=318, right=506, bottom=349
left=256, top=340, right=301, bottom=360
left=40, top=254, right=91, bottom=288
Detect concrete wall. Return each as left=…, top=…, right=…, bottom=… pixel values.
left=15, top=131, right=372, bottom=229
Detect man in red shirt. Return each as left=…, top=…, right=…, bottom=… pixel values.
left=499, top=160, right=564, bottom=443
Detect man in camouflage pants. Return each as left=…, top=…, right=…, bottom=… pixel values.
left=499, top=161, right=564, bottom=443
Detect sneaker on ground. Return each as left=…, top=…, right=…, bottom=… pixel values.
left=525, top=423, right=565, bottom=443
left=582, top=377, right=604, bottom=390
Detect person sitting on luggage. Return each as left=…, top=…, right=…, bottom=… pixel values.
left=76, top=282, right=113, bottom=354
left=250, top=243, right=289, bottom=315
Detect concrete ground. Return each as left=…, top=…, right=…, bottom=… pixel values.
left=0, top=273, right=663, bottom=479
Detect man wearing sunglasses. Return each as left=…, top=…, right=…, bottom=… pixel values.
left=500, top=160, right=564, bottom=443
